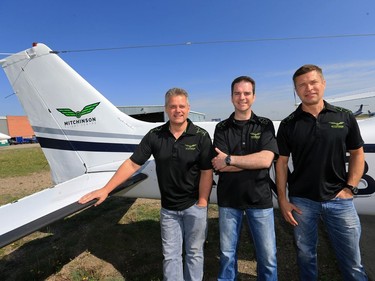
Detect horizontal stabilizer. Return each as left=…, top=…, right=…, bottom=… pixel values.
left=0, top=173, right=147, bottom=248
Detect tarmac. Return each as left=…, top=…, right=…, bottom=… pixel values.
left=360, top=214, right=375, bottom=280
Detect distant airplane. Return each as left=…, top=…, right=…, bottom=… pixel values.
left=0, top=132, right=11, bottom=140
left=0, top=43, right=374, bottom=248
left=0, top=132, right=10, bottom=146
left=353, top=104, right=364, bottom=117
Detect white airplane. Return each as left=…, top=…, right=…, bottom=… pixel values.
left=0, top=132, right=10, bottom=146
left=0, top=43, right=374, bottom=248
left=0, top=132, right=11, bottom=140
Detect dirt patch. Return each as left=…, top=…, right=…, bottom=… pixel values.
left=46, top=251, right=124, bottom=281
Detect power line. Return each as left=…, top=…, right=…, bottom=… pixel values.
left=1, top=33, right=375, bottom=56
left=51, top=33, right=375, bottom=54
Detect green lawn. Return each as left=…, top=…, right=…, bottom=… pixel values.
left=0, top=146, right=49, bottom=178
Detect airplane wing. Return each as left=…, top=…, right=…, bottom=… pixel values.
left=0, top=172, right=147, bottom=248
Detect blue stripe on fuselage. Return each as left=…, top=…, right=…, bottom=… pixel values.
left=37, top=137, right=138, bottom=152
left=363, top=144, right=375, bottom=153
left=37, top=137, right=375, bottom=154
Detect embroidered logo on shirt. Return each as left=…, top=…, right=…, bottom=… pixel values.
left=185, top=144, right=197, bottom=150
left=329, top=122, right=345, bottom=129
left=250, top=132, right=261, bottom=140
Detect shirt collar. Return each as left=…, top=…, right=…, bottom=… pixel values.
left=163, top=118, right=194, bottom=135
left=294, top=100, right=336, bottom=117
left=228, top=111, right=258, bottom=125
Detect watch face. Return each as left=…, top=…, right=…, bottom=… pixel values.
left=225, top=155, right=231, bottom=165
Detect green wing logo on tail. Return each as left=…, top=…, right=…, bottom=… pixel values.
left=57, top=102, right=100, bottom=118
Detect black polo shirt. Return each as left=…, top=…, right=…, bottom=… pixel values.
left=213, top=112, right=279, bottom=209
left=130, top=119, right=213, bottom=211
left=277, top=101, right=364, bottom=201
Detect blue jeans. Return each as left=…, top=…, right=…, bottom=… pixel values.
left=290, top=196, right=368, bottom=281
left=218, top=207, right=278, bottom=281
left=160, top=204, right=208, bottom=281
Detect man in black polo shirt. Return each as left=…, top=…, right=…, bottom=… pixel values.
left=212, top=76, right=279, bottom=281
left=276, top=64, right=368, bottom=281
left=79, top=88, right=213, bottom=281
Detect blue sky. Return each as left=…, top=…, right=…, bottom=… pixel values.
left=1, top=0, right=375, bottom=120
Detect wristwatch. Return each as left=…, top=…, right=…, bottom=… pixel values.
left=346, top=184, right=359, bottom=195
left=225, top=155, right=231, bottom=166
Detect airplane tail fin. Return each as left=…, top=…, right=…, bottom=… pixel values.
left=1, top=43, right=148, bottom=184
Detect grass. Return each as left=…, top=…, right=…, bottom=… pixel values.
left=0, top=146, right=344, bottom=281
left=0, top=146, right=49, bottom=178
